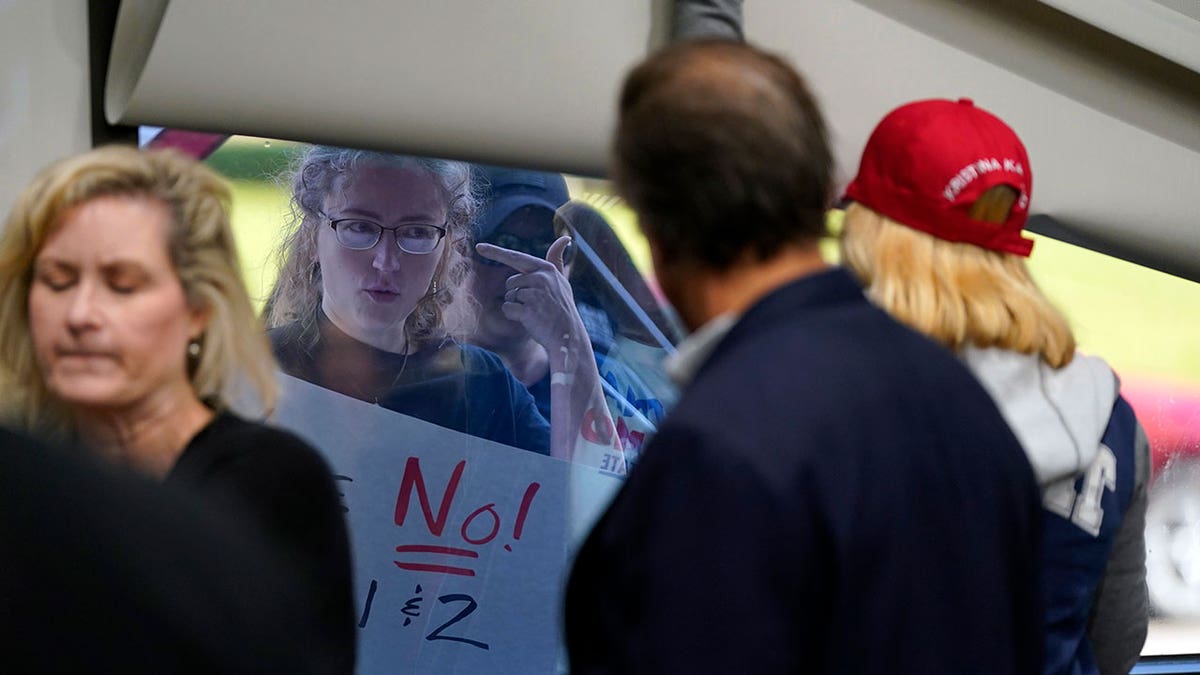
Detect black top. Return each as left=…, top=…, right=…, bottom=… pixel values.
left=0, top=426, right=341, bottom=674
left=566, top=267, right=1043, bottom=674
left=270, top=314, right=550, bottom=455
left=165, top=413, right=356, bottom=672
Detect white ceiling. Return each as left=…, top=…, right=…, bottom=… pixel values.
left=105, top=0, right=1200, bottom=281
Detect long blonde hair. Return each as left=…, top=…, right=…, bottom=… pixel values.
left=0, top=145, right=277, bottom=437
left=840, top=188, right=1075, bottom=367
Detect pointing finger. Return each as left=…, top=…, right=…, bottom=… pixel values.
left=475, top=242, right=548, bottom=274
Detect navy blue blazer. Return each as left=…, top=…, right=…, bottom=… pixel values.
left=566, top=266, right=1043, bottom=674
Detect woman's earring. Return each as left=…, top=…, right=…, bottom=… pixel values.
left=187, top=340, right=201, bottom=358
left=430, top=279, right=439, bottom=295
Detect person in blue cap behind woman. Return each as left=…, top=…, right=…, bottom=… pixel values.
left=468, top=166, right=631, bottom=472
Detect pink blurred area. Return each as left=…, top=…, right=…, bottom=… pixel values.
left=1119, top=374, right=1200, bottom=479
left=145, top=129, right=228, bottom=158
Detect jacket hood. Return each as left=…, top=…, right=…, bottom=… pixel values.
left=960, top=346, right=1118, bottom=486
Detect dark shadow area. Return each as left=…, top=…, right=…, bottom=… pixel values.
left=1027, top=213, right=1200, bottom=284
left=87, top=0, right=137, bottom=147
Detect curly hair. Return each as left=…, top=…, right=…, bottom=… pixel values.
left=265, top=146, right=479, bottom=350
left=0, top=145, right=277, bottom=437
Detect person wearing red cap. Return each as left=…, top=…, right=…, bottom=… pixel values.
left=841, top=98, right=1150, bottom=675
left=566, top=41, right=1043, bottom=675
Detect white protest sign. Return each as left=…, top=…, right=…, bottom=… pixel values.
left=272, top=374, right=623, bottom=674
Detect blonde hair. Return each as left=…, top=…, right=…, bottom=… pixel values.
left=839, top=192, right=1075, bottom=368
left=265, top=146, right=477, bottom=349
left=0, top=145, right=278, bottom=437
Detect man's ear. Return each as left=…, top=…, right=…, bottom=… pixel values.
left=643, top=229, right=666, bottom=275
left=643, top=235, right=684, bottom=321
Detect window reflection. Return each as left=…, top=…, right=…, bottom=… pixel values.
left=1124, top=377, right=1200, bottom=653
left=155, top=131, right=1200, bottom=662
left=1027, top=235, right=1200, bottom=655
left=169, top=133, right=684, bottom=671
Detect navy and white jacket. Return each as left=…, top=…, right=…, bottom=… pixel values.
left=963, top=347, right=1150, bottom=675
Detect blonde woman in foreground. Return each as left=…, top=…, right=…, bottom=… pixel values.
left=0, top=145, right=356, bottom=672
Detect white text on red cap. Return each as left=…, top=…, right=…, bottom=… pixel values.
left=942, top=158, right=1025, bottom=202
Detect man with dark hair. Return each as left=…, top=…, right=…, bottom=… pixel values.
left=614, top=40, right=829, bottom=263
left=565, top=40, right=1044, bottom=674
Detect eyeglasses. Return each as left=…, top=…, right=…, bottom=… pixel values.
left=327, top=217, right=447, bottom=254
left=475, top=232, right=575, bottom=268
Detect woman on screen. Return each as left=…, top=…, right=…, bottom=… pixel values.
left=0, top=145, right=356, bottom=671
left=266, top=146, right=553, bottom=456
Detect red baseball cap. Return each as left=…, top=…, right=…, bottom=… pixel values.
left=843, top=98, right=1034, bottom=256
